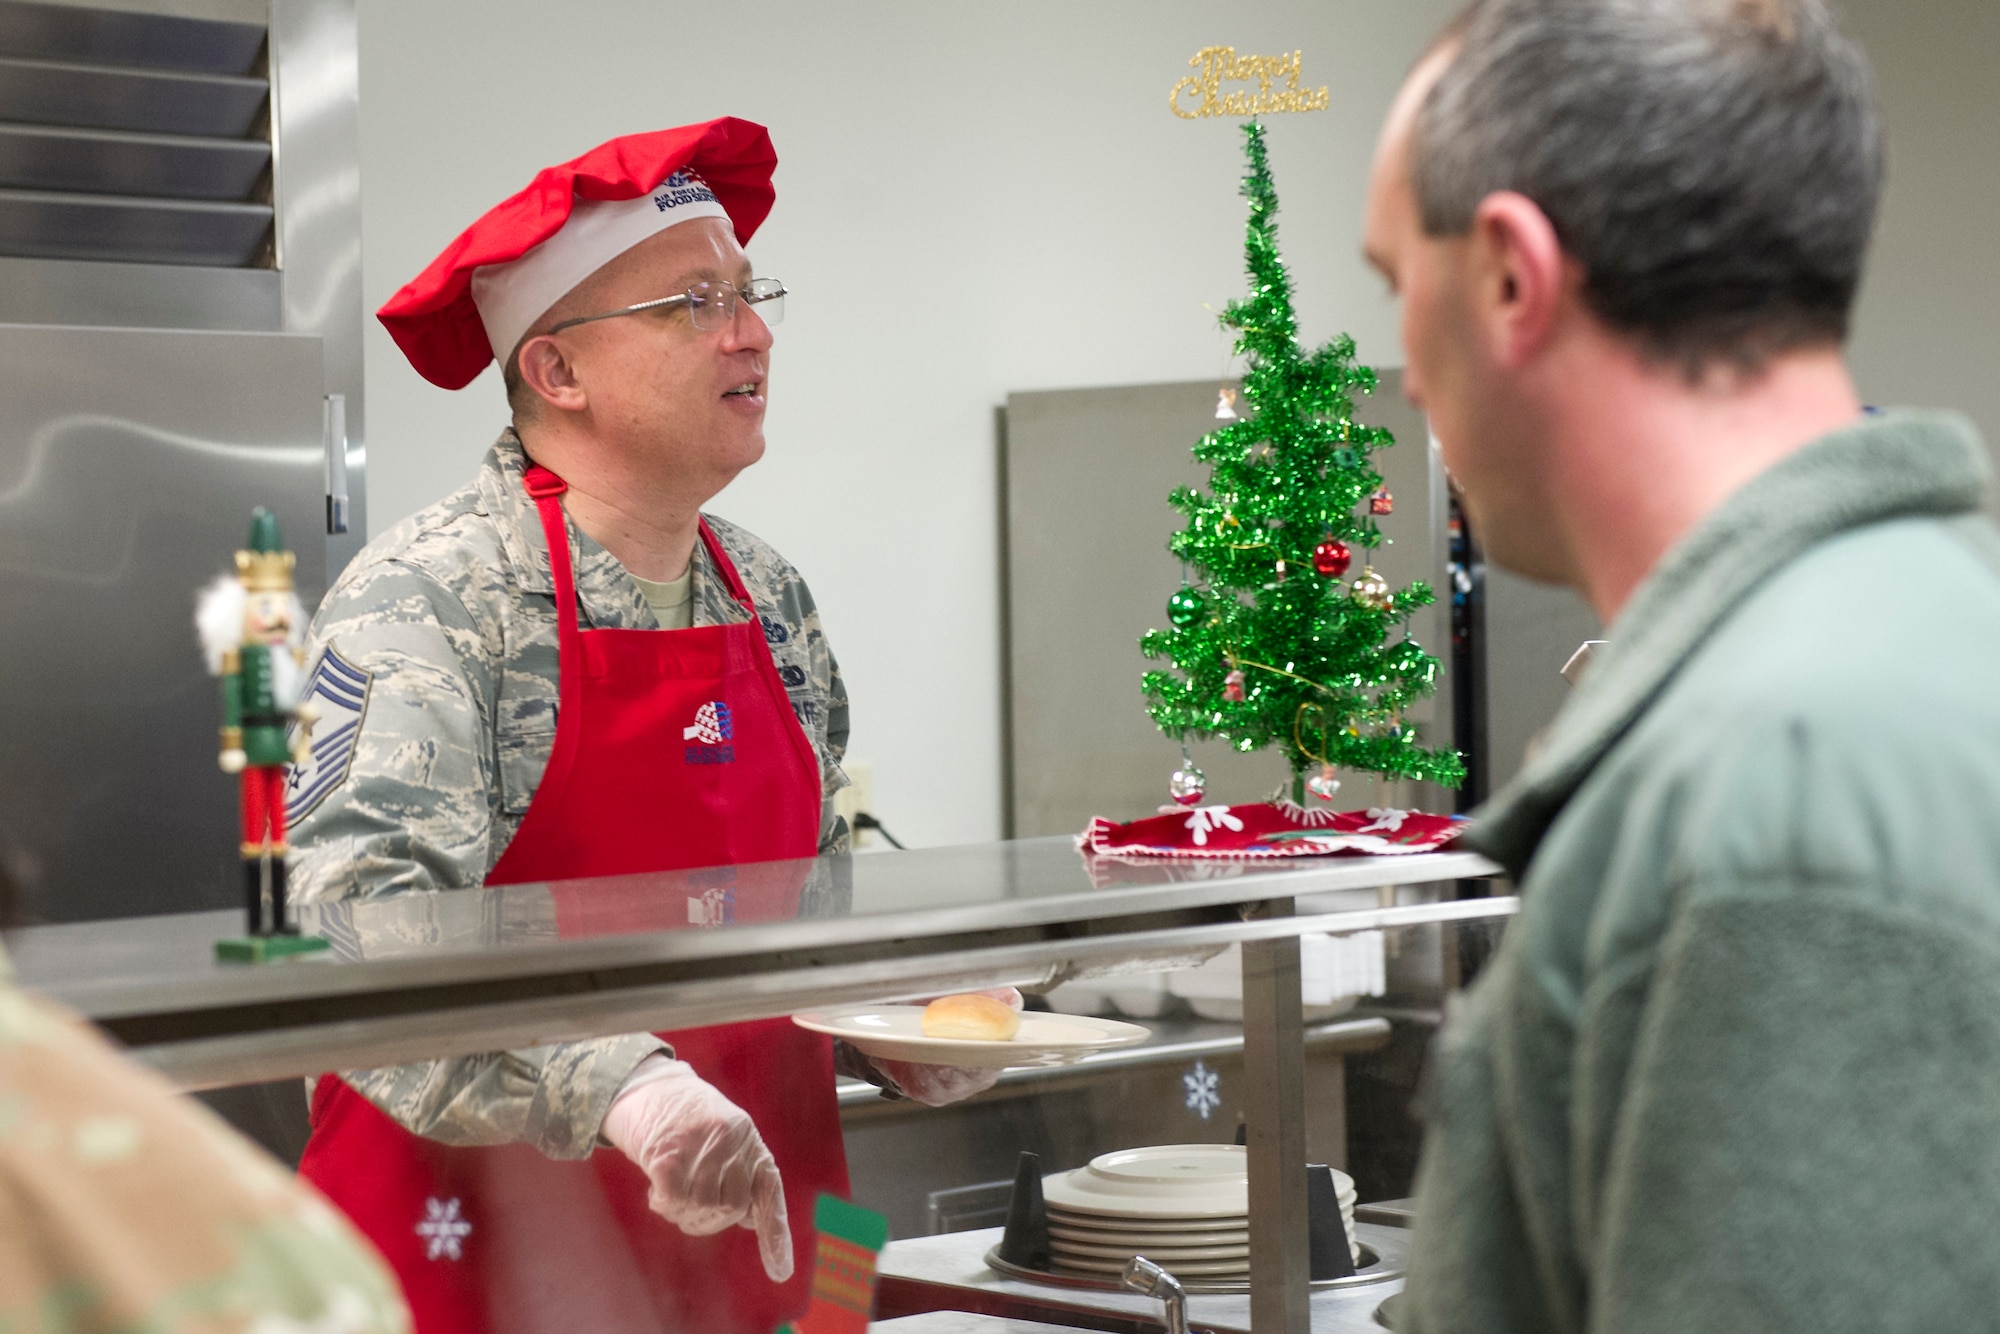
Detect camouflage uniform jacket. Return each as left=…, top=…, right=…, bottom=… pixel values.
left=0, top=967, right=411, bottom=1333
left=289, top=429, right=849, bottom=1159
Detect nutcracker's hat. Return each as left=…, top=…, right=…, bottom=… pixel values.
left=235, top=507, right=295, bottom=592
left=377, top=117, right=777, bottom=391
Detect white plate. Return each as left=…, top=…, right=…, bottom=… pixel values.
left=1048, top=1209, right=1256, bottom=1228
left=1046, top=1206, right=1250, bottom=1230
left=1043, top=1144, right=1250, bottom=1218
left=1048, top=1222, right=1250, bottom=1247
left=1052, top=1254, right=1250, bottom=1278
left=1052, top=1238, right=1251, bottom=1262
left=791, top=1006, right=1149, bottom=1069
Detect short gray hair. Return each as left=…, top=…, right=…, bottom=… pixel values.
left=1412, top=0, right=1883, bottom=375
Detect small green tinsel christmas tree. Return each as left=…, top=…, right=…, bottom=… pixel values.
left=1141, top=121, right=1464, bottom=800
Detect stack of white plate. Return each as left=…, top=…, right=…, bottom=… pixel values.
left=1040, top=1145, right=1358, bottom=1279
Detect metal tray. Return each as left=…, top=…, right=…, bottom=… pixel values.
left=0, top=123, right=269, bottom=200
left=0, top=186, right=270, bottom=266
left=0, top=58, right=268, bottom=137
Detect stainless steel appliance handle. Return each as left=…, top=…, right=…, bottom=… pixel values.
left=1122, top=1255, right=1191, bottom=1334
left=324, top=393, right=349, bottom=534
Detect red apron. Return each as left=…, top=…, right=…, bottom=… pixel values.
left=299, top=463, right=844, bottom=1334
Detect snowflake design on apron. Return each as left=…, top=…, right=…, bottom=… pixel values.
left=416, top=1197, right=472, bottom=1261
left=1184, top=1058, right=1222, bottom=1119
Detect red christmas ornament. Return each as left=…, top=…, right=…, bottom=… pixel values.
left=1312, top=539, right=1352, bottom=577
left=1223, top=668, right=1247, bottom=702
left=1369, top=488, right=1394, bottom=516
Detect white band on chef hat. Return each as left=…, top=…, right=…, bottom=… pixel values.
left=469, top=170, right=730, bottom=365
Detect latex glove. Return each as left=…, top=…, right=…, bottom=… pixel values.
left=871, top=987, right=1025, bottom=1107
left=600, top=1056, right=793, bottom=1282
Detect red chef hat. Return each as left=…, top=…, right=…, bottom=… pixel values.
left=378, top=116, right=777, bottom=390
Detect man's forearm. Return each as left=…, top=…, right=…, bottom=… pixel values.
left=342, top=1032, right=670, bottom=1160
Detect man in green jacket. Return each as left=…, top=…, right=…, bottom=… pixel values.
left=1362, top=1, right=2000, bottom=1329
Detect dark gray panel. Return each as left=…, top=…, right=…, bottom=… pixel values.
left=0, top=324, right=326, bottom=924
left=0, top=1, right=266, bottom=75
left=1002, top=375, right=1453, bottom=839
left=0, top=185, right=270, bottom=264
left=0, top=57, right=267, bottom=136
left=0, top=121, right=268, bottom=198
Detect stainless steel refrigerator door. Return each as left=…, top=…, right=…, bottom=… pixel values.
left=0, top=323, right=327, bottom=923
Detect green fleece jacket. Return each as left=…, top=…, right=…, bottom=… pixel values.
left=1404, top=410, right=2000, bottom=1334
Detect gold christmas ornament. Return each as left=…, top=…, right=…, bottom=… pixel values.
left=1351, top=566, right=1393, bottom=611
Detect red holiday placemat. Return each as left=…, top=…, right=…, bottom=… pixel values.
left=1079, top=801, right=1465, bottom=862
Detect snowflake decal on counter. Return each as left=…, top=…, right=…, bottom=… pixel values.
left=1184, top=1059, right=1221, bottom=1120
left=417, top=1196, right=472, bottom=1261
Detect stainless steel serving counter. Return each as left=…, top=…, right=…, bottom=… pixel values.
left=5, top=834, right=1504, bottom=1334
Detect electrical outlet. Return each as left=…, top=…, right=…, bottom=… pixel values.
left=832, top=760, right=874, bottom=848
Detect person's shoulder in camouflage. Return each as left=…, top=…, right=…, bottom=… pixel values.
left=0, top=971, right=410, bottom=1333
left=287, top=462, right=517, bottom=903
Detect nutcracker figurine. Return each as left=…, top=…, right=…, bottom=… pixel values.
left=196, top=509, right=327, bottom=961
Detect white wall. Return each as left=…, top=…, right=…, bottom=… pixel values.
left=354, top=0, right=1458, bottom=848
left=355, top=1, right=2000, bottom=849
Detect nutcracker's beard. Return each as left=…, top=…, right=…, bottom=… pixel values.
left=194, top=577, right=308, bottom=673
left=268, top=645, right=304, bottom=710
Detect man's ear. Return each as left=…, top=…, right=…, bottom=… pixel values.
left=515, top=333, right=589, bottom=414
left=1468, top=191, right=1568, bottom=369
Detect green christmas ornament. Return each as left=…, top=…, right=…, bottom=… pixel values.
left=1167, top=586, right=1207, bottom=628
left=1139, top=121, right=1464, bottom=796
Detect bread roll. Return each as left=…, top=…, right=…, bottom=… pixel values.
left=921, top=992, right=1021, bottom=1041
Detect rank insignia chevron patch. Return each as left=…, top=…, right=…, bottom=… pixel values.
left=284, top=645, right=371, bottom=825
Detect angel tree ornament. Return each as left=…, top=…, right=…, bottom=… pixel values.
left=196, top=509, right=328, bottom=961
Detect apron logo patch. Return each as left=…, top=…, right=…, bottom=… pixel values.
left=284, top=645, right=372, bottom=826
left=682, top=700, right=736, bottom=764
left=688, top=885, right=736, bottom=926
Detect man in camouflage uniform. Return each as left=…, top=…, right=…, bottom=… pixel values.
left=285, top=120, right=902, bottom=1308
left=287, top=426, right=849, bottom=1155
left=289, top=130, right=1005, bottom=1326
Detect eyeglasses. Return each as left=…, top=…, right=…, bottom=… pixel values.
left=545, top=277, right=787, bottom=337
